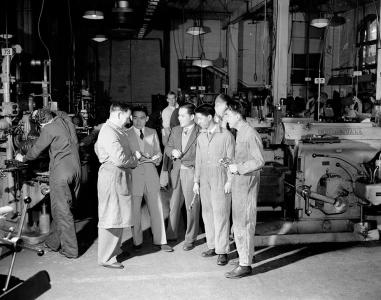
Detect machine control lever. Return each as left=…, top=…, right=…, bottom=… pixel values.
left=301, top=185, right=312, bottom=216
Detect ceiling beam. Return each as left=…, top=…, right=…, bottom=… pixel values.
left=222, top=0, right=272, bottom=29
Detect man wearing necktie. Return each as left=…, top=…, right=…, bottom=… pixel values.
left=126, top=106, right=173, bottom=252
left=193, top=104, right=235, bottom=266
left=165, top=104, right=200, bottom=251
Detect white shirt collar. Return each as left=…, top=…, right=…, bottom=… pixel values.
left=133, top=126, right=145, bottom=136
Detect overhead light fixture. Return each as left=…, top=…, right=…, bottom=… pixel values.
left=92, top=34, right=108, bottom=42
left=186, top=26, right=206, bottom=36
left=310, top=18, right=329, bottom=28
left=0, top=33, right=13, bottom=39
left=83, top=10, right=104, bottom=20
left=112, top=1, right=134, bottom=13
left=187, top=0, right=207, bottom=36
left=192, top=59, right=213, bottom=68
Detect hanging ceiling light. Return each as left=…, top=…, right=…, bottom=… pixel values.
left=0, top=33, right=13, bottom=39
left=112, top=1, right=134, bottom=13
left=187, top=0, right=207, bottom=36
left=83, top=10, right=104, bottom=20
left=192, top=59, right=213, bottom=68
left=310, top=18, right=329, bottom=28
left=92, top=34, right=108, bottom=42
left=186, top=24, right=206, bottom=36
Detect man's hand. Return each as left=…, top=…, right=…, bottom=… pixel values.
left=224, top=181, right=231, bottom=194
left=193, top=182, right=200, bottom=195
left=135, top=151, right=142, bottom=160
left=151, top=153, right=161, bottom=164
left=172, top=149, right=182, bottom=159
left=15, top=153, right=25, bottom=162
left=228, top=164, right=238, bottom=174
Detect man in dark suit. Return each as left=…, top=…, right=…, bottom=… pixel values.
left=165, top=103, right=200, bottom=251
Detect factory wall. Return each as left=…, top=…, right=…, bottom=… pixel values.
left=169, top=18, right=271, bottom=93
left=97, top=30, right=165, bottom=113
left=238, top=20, right=270, bottom=88
left=169, top=19, right=227, bottom=92
left=289, top=3, right=377, bottom=100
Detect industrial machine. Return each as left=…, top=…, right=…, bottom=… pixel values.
left=252, top=118, right=381, bottom=246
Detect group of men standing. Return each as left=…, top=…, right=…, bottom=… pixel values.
left=95, top=92, right=264, bottom=279
left=164, top=94, right=264, bottom=278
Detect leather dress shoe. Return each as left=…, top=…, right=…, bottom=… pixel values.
left=201, top=249, right=216, bottom=257
left=183, top=243, right=195, bottom=251
left=217, top=254, right=228, bottom=266
left=225, top=265, right=252, bottom=279
left=101, top=262, right=124, bottom=269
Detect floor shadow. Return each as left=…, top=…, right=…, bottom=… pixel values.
left=0, top=270, right=51, bottom=299
left=117, top=228, right=207, bottom=263
left=75, top=218, right=98, bottom=257
left=235, top=242, right=369, bottom=278
left=0, top=274, right=23, bottom=296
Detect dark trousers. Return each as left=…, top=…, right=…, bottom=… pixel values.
left=45, top=168, right=81, bottom=257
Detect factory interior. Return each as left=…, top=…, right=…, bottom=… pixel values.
left=1, top=0, right=381, bottom=299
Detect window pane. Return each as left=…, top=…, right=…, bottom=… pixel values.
left=366, top=45, right=377, bottom=65
left=369, top=19, right=377, bottom=41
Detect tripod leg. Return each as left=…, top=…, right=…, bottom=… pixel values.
left=3, top=251, right=17, bottom=292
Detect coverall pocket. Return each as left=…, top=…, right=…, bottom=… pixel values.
left=115, top=171, right=130, bottom=196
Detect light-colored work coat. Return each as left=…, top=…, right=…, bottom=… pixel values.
left=95, top=120, right=137, bottom=228
left=126, top=127, right=162, bottom=196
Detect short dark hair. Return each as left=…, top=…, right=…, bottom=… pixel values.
left=227, top=99, right=246, bottom=119
left=179, top=103, right=196, bottom=115
left=33, top=108, right=53, bottom=124
left=110, top=102, right=131, bottom=113
left=195, top=104, right=215, bottom=117
left=132, top=105, right=148, bottom=116
left=167, top=91, right=177, bottom=98
left=215, top=94, right=231, bottom=104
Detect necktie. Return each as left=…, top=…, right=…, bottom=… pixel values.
left=183, top=128, right=188, bottom=135
left=140, top=129, right=144, bottom=140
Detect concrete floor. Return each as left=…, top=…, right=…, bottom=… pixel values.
left=1, top=227, right=381, bottom=300
left=1, top=189, right=381, bottom=299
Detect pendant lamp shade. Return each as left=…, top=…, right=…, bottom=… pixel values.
left=310, top=18, right=329, bottom=28
left=0, top=33, right=13, bottom=39
left=92, top=34, right=108, bottom=42
left=186, top=26, right=206, bottom=36
left=192, top=59, right=213, bottom=68
left=83, top=10, right=104, bottom=20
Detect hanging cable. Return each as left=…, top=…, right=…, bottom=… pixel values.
left=172, top=21, right=180, bottom=60
left=108, top=40, right=112, bottom=96
left=37, top=0, right=51, bottom=60
left=129, top=40, right=133, bottom=104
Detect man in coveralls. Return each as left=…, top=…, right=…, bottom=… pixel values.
left=193, top=104, right=235, bottom=266
left=95, top=103, right=138, bottom=269
left=16, top=108, right=81, bottom=258
left=224, top=99, right=265, bottom=278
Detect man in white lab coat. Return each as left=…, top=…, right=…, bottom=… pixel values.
left=95, top=103, right=138, bottom=269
